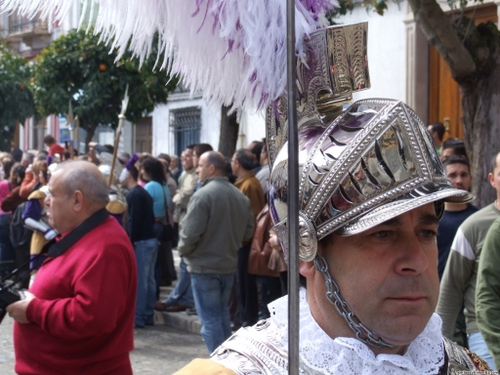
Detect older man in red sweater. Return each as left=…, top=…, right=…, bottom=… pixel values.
left=6, top=161, right=137, bottom=375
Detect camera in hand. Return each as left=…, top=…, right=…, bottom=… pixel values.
left=0, top=266, right=30, bottom=323
left=0, top=284, right=24, bottom=323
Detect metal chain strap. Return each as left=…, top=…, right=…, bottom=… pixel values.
left=313, top=255, right=395, bottom=348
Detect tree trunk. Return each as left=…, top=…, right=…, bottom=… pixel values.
left=82, top=120, right=99, bottom=152
left=218, top=105, right=239, bottom=158
left=459, top=51, right=500, bottom=207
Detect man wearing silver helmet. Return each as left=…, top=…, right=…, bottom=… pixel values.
left=175, top=24, right=491, bottom=375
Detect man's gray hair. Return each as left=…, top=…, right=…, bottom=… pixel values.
left=22, top=152, right=34, bottom=164
left=58, top=161, right=110, bottom=206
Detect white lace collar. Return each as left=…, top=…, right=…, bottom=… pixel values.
left=268, top=289, right=444, bottom=375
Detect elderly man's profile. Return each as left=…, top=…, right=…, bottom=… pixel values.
left=6, top=161, right=137, bottom=375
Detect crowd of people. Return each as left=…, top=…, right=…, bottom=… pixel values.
left=0, top=134, right=288, bottom=365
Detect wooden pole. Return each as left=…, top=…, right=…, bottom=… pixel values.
left=108, top=85, right=129, bottom=188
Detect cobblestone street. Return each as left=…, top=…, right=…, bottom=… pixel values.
left=0, top=313, right=208, bottom=374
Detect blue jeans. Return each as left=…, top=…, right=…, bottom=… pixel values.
left=191, top=273, right=234, bottom=353
left=134, top=238, right=158, bottom=327
left=468, top=331, right=497, bottom=370
left=164, top=257, right=194, bottom=307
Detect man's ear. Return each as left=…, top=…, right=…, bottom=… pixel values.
left=299, top=259, right=316, bottom=278
left=488, top=172, right=495, bottom=187
left=72, top=190, right=84, bottom=212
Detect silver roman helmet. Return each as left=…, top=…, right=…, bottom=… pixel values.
left=266, top=22, right=473, bottom=348
left=267, top=22, right=472, bottom=262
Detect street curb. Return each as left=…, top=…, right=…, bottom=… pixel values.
left=158, top=284, right=202, bottom=335
left=157, top=310, right=202, bottom=335
left=156, top=250, right=202, bottom=335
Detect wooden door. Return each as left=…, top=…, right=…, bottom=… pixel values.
left=428, top=4, right=498, bottom=140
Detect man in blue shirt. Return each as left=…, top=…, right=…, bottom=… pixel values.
left=437, top=156, right=478, bottom=279
left=437, top=155, right=478, bottom=348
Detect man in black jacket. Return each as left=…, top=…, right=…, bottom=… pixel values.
left=120, top=155, right=157, bottom=328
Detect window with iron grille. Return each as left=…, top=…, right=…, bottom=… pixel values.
left=170, top=107, right=201, bottom=157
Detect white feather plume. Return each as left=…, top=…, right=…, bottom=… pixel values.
left=1, top=0, right=338, bottom=110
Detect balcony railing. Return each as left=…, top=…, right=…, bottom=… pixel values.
left=7, top=18, right=49, bottom=35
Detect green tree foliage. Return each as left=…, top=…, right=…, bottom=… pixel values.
left=0, top=44, right=35, bottom=151
left=32, top=29, right=178, bottom=145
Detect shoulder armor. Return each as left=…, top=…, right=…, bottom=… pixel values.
left=442, top=337, right=492, bottom=374
left=212, top=319, right=289, bottom=375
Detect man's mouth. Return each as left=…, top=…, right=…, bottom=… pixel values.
left=387, top=296, right=426, bottom=304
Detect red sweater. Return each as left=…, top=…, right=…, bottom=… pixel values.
left=14, top=217, right=137, bottom=375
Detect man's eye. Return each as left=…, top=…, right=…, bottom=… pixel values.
left=421, top=230, right=437, bottom=238
left=373, top=231, right=391, bottom=239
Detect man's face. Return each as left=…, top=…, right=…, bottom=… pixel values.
left=440, top=147, right=455, bottom=161
left=445, top=162, right=472, bottom=191
left=260, top=150, right=268, bottom=165
left=45, top=171, right=76, bottom=234
left=196, top=154, right=211, bottom=183
left=303, top=203, right=440, bottom=352
left=170, top=158, right=178, bottom=171
left=184, top=149, right=194, bottom=170
left=193, top=152, right=200, bottom=169
left=180, top=153, right=186, bottom=169
left=230, top=153, right=238, bottom=175
left=426, top=125, right=439, bottom=144
left=488, top=154, right=500, bottom=199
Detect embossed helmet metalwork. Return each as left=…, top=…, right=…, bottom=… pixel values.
left=267, top=24, right=473, bottom=263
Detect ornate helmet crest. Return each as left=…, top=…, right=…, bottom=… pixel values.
left=267, top=24, right=472, bottom=262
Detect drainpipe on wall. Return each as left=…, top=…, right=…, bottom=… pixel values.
left=237, top=109, right=247, bottom=148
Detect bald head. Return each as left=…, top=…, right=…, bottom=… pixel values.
left=47, top=161, right=110, bottom=233
left=55, top=161, right=109, bottom=206
left=197, top=151, right=226, bottom=183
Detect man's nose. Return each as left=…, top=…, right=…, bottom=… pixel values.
left=394, top=234, right=429, bottom=275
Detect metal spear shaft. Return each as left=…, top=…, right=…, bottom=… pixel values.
left=286, top=0, right=300, bottom=374
left=108, top=85, right=129, bottom=188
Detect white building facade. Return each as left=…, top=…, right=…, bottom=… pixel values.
left=151, top=89, right=267, bottom=156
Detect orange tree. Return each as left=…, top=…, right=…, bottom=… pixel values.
left=0, top=44, right=35, bottom=151
left=32, top=29, right=178, bottom=147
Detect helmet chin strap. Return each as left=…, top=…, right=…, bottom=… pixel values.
left=313, top=255, right=396, bottom=349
